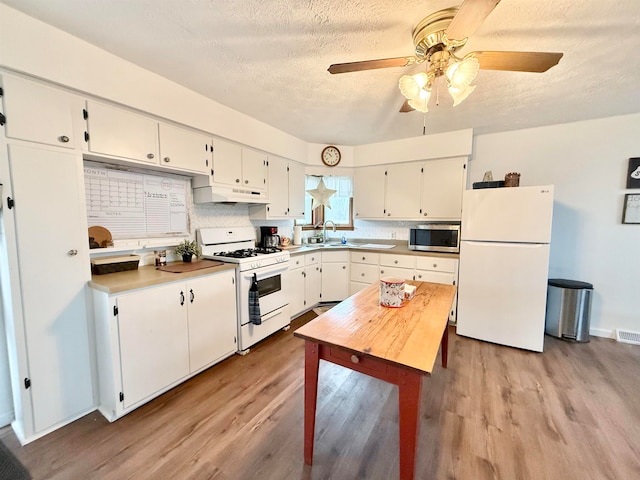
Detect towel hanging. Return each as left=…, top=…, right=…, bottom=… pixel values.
left=249, top=273, right=261, bottom=325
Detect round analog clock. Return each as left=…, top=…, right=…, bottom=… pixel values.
left=321, top=145, right=341, bottom=167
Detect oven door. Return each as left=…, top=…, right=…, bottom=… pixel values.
left=238, top=262, right=289, bottom=327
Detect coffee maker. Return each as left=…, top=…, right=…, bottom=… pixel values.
left=259, top=226, right=281, bottom=249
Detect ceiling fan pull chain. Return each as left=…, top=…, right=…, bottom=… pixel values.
left=423, top=114, right=427, bottom=136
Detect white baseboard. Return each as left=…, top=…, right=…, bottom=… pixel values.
left=589, top=328, right=615, bottom=339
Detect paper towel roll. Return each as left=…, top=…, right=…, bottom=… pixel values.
left=293, top=225, right=302, bottom=245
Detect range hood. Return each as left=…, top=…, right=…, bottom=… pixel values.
left=192, top=184, right=269, bottom=204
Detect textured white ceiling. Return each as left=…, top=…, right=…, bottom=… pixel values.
left=2, top=0, right=640, bottom=146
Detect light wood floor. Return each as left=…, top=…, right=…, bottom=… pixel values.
left=2, top=312, right=640, bottom=480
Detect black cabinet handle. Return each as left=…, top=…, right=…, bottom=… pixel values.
left=190, top=289, right=194, bottom=303
left=180, top=291, right=185, bottom=306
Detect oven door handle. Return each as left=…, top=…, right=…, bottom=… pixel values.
left=241, top=265, right=288, bottom=281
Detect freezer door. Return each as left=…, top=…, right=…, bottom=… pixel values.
left=461, top=185, right=554, bottom=243
left=456, top=241, right=550, bottom=352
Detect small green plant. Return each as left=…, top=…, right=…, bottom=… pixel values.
left=174, top=239, right=201, bottom=258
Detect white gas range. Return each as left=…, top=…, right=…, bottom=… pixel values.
left=197, top=227, right=290, bottom=354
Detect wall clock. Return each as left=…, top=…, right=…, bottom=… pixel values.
left=321, top=145, right=341, bottom=167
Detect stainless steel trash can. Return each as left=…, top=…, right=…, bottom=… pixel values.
left=545, top=279, right=593, bottom=342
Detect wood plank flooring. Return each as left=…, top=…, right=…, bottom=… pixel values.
left=2, top=311, right=640, bottom=480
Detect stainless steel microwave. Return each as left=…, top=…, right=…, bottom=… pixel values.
left=408, top=223, right=460, bottom=253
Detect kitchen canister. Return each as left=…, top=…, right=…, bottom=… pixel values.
left=504, top=172, right=521, bottom=187
left=379, top=277, right=406, bottom=308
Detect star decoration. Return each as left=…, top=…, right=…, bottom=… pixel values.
left=306, top=177, right=337, bottom=209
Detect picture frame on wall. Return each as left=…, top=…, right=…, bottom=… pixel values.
left=622, top=194, right=640, bottom=224
left=626, top=157, right=640, bottom=188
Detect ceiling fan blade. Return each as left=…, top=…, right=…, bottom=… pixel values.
left=445, top=0, right=501, bottom=40
left=399, top=99, right=414, bottom=113
left=328, top=56, right=417, bottom=74
left=471, top=51, right=564, bottom=72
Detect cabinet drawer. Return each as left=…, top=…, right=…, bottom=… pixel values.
left=322, top=250, right=349, bottom=263
left=379, top=253, right=415, bottom=269
left=290, top=255, right=305, bottom=268
left=415, top=269, right=455, bottom=285
left=379, top=266, right=414, bottom=281
left=350, top=252, right=380, bottom=265
left=415, top=256, right=457, bottom=273
left=327, top=346, right=387, bottom=377
left=305, top=253, right=320, bottom=266
left=350, top=263, right=378, bottom=283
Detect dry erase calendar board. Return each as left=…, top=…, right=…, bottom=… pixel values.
left=84, top=162, right=189, bottom=238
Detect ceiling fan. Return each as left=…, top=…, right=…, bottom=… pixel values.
left=328, top=0, right=563, bottom=113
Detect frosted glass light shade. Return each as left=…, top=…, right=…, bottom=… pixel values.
left=399, top=72, right=429, bottom=100
left=408, top=97, right=429, bottom=113
left=449, top=84, right=476, bottom=107
left=446, top=57, right=479, bottom=89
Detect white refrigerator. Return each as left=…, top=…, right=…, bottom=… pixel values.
left=456, top=185, right=554, bottom=352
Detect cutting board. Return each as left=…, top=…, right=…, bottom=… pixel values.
left=88, top=226, right=112, bottom=248
left=157, top=260, right=224, bottom=273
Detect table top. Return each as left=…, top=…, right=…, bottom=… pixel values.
left=294, top=281, right=456, bottom=374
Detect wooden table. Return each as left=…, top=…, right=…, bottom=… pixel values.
left=293, top=281, right=456, bottom=480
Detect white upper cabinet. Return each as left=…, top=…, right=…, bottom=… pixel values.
left=158, top=123, right=211, bottom=175
left=420, top=157, right=467, bottom=220
left=209, top=137, right=243, bottom=186
left=241, top=148, right=268, bottom=190
left=85, top=100, right=159, bottom=164
left=354, top=165, right=386, bottom=219
left=249, top=156, right=305, bottom=219
left=384, top=163, right=423, bottom=219
left=2, top=75, right=85, bottom=149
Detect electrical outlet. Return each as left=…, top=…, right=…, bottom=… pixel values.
left=391, top=231, right=396, bottom=239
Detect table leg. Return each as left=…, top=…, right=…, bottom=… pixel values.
left=398, top=370, right=423, bottom=480
left=441, top=325, right=449, bottom=369
left=304, top=341, right=320, bottom=465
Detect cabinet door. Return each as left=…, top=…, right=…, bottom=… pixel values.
left=86, top=101, right=159, bottom=164
left=288, top=161, right=306, bottom=218
left=289, top=267, right=307, bottom=317
left=242, top=148, right=267, bottom=190
left=306, top=264, right=322, bottom=306
left=158, top=123, right=211, bottom=174
left=379, top=266, right=414, bottom=281
left=266, top=156, right=289, bottom=218
left=353, top=165, right=386, bottom=219
left=117, top=283, right=190, bottom=409
left=7, top=144, right=93, bottom=434
left=384, top=163, right=422, bottom=219
left=321, top=262, right=349, bottom=302
left=187, top=271, right=237, bottom=372
left=421, top=158, right=466, bottom=220
left=211, top=138, right=242, bottom=186
left=2, top=75, right=83, bottom=149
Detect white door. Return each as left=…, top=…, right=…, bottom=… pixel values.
left=86, top=101, right=159, bottom=163
left=288, top=161, right=306, bottom=218
left=241, top=148, right=267, bottom=190
left=211, top=138, right=243, bottom=186
left=321, top=262, right=349, bottom=302
left=7, top=144, right=93, bottom=433
left=117, top=283, right=190, bottom=408
left=421, top=158, right=466, bottom=220
left=457, top=241, right=550, bottom=352
left=462, top=185, right=554, bottom=243
left=385, top=163, right=422, bottom=219
left=266, top=156, right=289, bottom=217
left=187, top=272, right=237, bottom=372
left=2, top=75, right=83, bottom=149
left=353, top=166, right=386, bottom=219
left=158, top=123, right=210, bottom=174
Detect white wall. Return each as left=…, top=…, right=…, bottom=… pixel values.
left=471, top=113, right=640, bottom=337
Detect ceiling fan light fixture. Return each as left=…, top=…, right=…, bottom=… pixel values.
left=445, top=56, right=479, bottom=89
left=449, top=84, right=476, bottom=107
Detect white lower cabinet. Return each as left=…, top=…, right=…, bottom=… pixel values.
left=415, top=256, right=459, bottom=321
left=288, top=253, right=321, bottom=317
left=320, top=251, right=350, bottom=302
left=92, top=269, right=237, bottom=421
left=379, top=253, right=415, bottom=281
left=350, top=252, right=380, bottom=295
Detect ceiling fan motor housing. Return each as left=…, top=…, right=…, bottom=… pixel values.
left=412, top=8, right=467, bottom=62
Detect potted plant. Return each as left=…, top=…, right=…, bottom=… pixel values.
left=174, top=239, right=201, bottom=263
